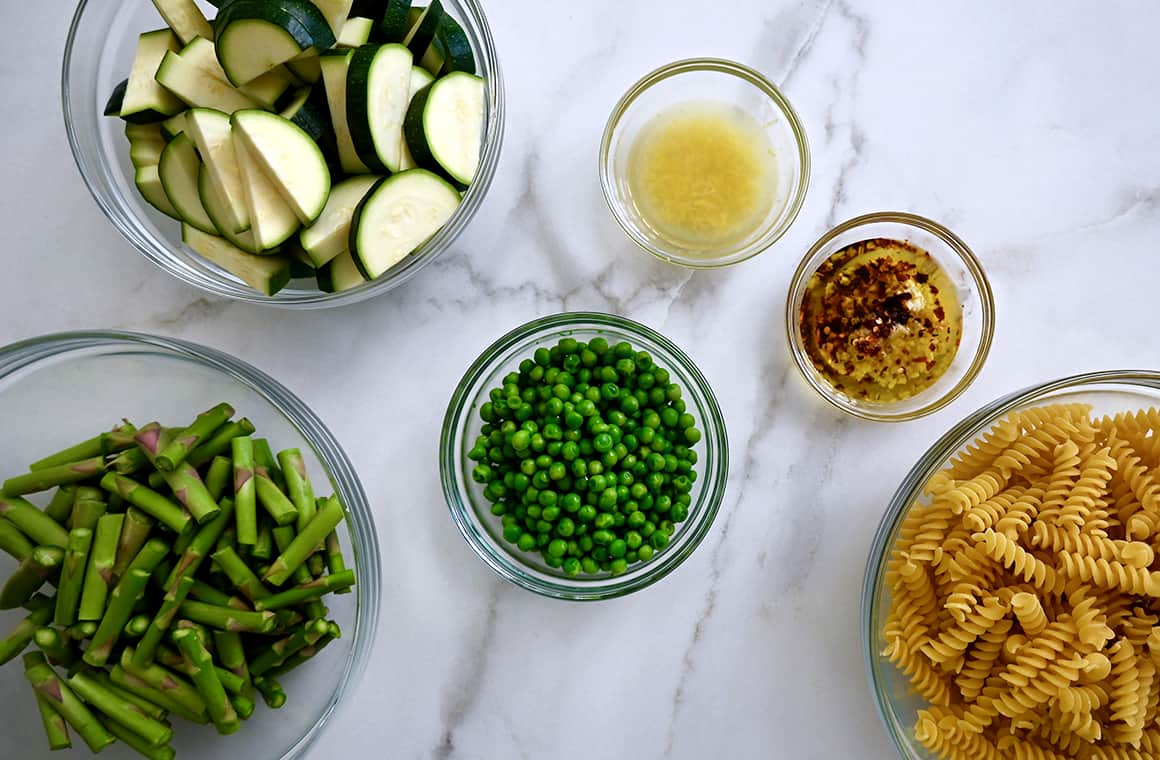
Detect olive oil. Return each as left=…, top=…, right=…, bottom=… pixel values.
left=626, top=101, right=778, bottom=253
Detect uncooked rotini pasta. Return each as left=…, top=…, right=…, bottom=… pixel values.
left=882, top=404, right=1160, bottom=758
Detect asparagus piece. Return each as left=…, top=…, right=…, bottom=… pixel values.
left=89, top=669, right=169, bottom=722
left=155, top=403, right=235, bottom=472
left=166, top=498, right=235, bottom=586
left=231, top=437, right=258, bottom=545
left=156, top=646, right=248, bottom=696
left=204, top=456, right=232, bottom=502
left=44, top=485, right=77, bottom=524
left=213, top=629, right=251, bottom=696
left=231, top=692, right=256, bottom=720
left=253, top=675, right=286, bottom=709
left=266, top=621, right=340, bottom=678
left=251, top=522, right=274, bottom=560
left=85, top=538, right=170, bottom=667
left=0, top=517, right=34, bottom=561
left=277, top=449, right=316, bottom=530
left=215, top=524, right=237, bottom=555
left=189, top=578, right=250, bottom=611
left=34, top=626, right=78, bottom=666
left=29, top=421, right=137, bottom=471
left=160, top=461, right=220, bottom=525
left=211, top=546, right=271, bottom=602
left=0, top=495, right=69, bottom=547
left=174, top=628, right=240, bottom=735
left=110, top=447, right=150, bottom=476
left=113, top=507, right=154, bottom=578
left=325, top=529, right=350, bottom=593
left=264, top=496, right=344, bottom=585
left=67, top=621, right=98, bottom=640
left=24, top=652, right=116, bottom=753
left=80, top=513, right=123, bottom=621
left=100, top=473, right=190, bottom=534
left=186, top=418, right=255, bottom=469
left=255, top=570, right=356, bottom=611
left=177, top=599, right=277, bottom=633
left=104, top=717, right=176, bottom=760
left=1, top=456, right=106, bottom=497
left=34, top=691, right=72, bottom=750
left=54, top=527, right=93, bottom=626
left=68, top=488, right=108, bottom=532
left=254, top=466, right=298, bottom=527
left=67, top=669, right=174, bottom=747
left=109, top=664, right=207, bottom=725
left=119, top=647, right=208, bottom=722
left=249, top=618, right=330, bottom=676
left=124, top=613, right=151, bottom=638
left=0, top=594, right=54, bottom=665
left=272, top=525, right=325, bottom=617
left=0, top=546, right=65, bottom=610
left=252, top=438, right=285, bottom=491
left=133, top=575, right=195, bottom=668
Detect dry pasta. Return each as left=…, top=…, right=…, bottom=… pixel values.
left=883, top=404, right=1160, bottom=759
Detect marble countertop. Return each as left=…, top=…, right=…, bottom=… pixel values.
left=5, top=1, right=1160, bottom=758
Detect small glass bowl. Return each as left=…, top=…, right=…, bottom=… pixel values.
left=786, top=212, right=995, bottom=422
left=0, top=331, right=380, bottom=759
left=599, top=57, right=810, bottom=268
left=863, top=371, right=1160, bottom=758
left=62, top=0, right=504, bottom=308
left=440, top=312, right=728, bottom=601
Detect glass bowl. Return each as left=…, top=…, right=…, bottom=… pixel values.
left=862, top=370, right=1160, bottom=758
left=440, top=312, right=728, bottom=601
left=0, top=331, right=380, bottom=759
left=786, top=212, right=995, bottom=422
left=63, top=0, right=504, bottom=308
left=599, top=57, right=810, bottom=268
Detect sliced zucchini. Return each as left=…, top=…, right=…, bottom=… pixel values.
left=232, top=109, right=331, bottom=224
left=335, top=16, right=374, bottom=48
left=186, top=108, right=250, bottom=233
left=105, top=79, right=128, bottom=116
left=213, top=0, right=336, bottom=86
left=179, top=36, right=228, bottom=76
left=435, top=13, right=475, bottom=75
left=317, top=249, right=366, bottom=292
left=182, top=224, right=293, bottom=296
left=377, top=0, right=412, bottom=43
left=121, top=29, right=184, bottom=123
left=285, top=51, right=322, bottom=83
left=239, top=66, right=296, bottom=108
left=284, top=241, right=317, bottom=278
left=398, top=65, right=434, bottom=170
left=155, top=50, right=261, bottom=113
left=349, top=169, right=459, bottom=278
left=346, top=43, right=413, bottom=173
left=232, top=132, right=301, bottom=249
left=319, top=50, right=370, bottom=174
left=299, top=174, right=380, bottom=267
left=418, top=40, right=443, bottom=76
left=311, top=0, right=354, bottom=33
left=158, top=132, right=217, bottom=234
left=402, top=1, right=443, bottom=59
left=278, top=85, right=337, bottom=160
left=198, top=164, right=262, bottom=253
left=135, top=164, right=180, bottom=219
left=403, top=71, right=484, bottom=186
left=126, top=123, right=168, bottom=168
left=150, top=0, right=214, bottom=44
left=160, top=111, right=189, bottom=139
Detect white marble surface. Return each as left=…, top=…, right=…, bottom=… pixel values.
left=4, top=1, right=1160, bottom=758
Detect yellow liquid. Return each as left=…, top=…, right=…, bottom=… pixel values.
left=626, top=101, right=778, bottom=252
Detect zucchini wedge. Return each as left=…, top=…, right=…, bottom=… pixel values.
left=285, top=50, right=323, bottom=83
left=135, top=164, right=181, bottom=219
left=346, top=43, right=413, bottom=173
left=198, top=164, right=262, bottom=254
left=213, top=0, right=337, bottom=86
left=155, top=49, right=261, bottom=113
left=435, top=13, right=475, bottom=75
left=311, top=0, right=354, bottom=34
left=317, top=249, right=366, bottom=292
left=121, top=29, right=184, bottom=124
left=319, top=50, right=370, bottom=174
left=402, top=1, right=443, bottom=59
left=182, top=224, right=293, bottom=296
left=335, top=16, right=375, bottom=48
left=232, top=129, right=301, bottom=249
left=126, top=123, right=168, bottom=169
left=161, top=111, right=189, bottom=140
left=398, top=65, right=434, bottom=170
left=348, top=169, right=459, bottom=278
left=402, top=71, right=484, bottom=186
left=185, top=108, right=250, bottom=233
left=239, top=66, right=297, bottom=108
left=299, top=174, right=380, bottom=267
left=376, top=0, right=412, bottom=43
left=150, top=0, right=214, bottom=44
left=158, top=132, right=218, bottom=234
left=232, top=109, right=331, bottom=224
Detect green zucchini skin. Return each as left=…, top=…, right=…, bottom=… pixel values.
left=403, top=0, right=443, bottom=58
left=345, top=43, right=412, bottom=173
left=435, top=14, right=474, bottom=75
left=105, top=79, right=128, bottom=116
left=376, top=0, right=412, bottom=42
left=213, top=0, right=337, bottom=84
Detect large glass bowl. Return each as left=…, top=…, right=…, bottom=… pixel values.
left=63, top=0, right=504, bottom=308
left=0, top=331, right=380, bottom=759
left=440, top=312, right=729, bottom=601
left=862, top=370, right=1160, bottom=758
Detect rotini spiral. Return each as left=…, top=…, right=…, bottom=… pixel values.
left=920, top=596, right=1008, bottom=666
left=1107, top=639, right=1139, bottom=724
left=956, top=618, right=1012, bottom=702
left=1057, top=447, right=1116, bottom=531
left=1013, top=591, right=1048, bottom=635
left=972, top=529, right=1060, bottom=591
left=996, top=733, right=1076, bottom=760
left=1056, top=551, right=1160, bottom=597
left=1039, top=440, right=1084, bottom=523
left=1057, top=683, right=1109, bottom=713
left=938, top=470, right=1007, bottom=516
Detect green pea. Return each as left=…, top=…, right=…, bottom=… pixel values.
left=650, top=531, right=669, bottom=550
left=503, top=523, right=522, bottom=542
left=548, top=539, right=567, bottom=558
left=685, top=427, right=702, bottom=444
left=561, top=494, right=581, bottom=512
left=578, top=505, right=597, bottom=522
left=609, top=539, right=627, bottom=558
left=593, top=433, right=613, bottom=453
left=625, top=531, right=643, bottom=549
left=615, top=358, right=635, bottom=376
left=563, top=557, right=581, bottom=575
left=600, top=382, right=620, bottom=400
left=581, top=557, right=599, bottom=574
left=517, top=533, right=536, bottom=551
left=671, top=503, right=689, bottom=522
left=638, top=545, right=654, bottom=562
left=549, top=462, right=567, bottom=480
left=599, top=488, right=618, bottom=509
left=472, top=464, right=493, bottom=483
left=557, top=518, right=575, bottom=537
left=593, top=530, right=614, bottom=546
left=609, top=558, right=628, bottom=575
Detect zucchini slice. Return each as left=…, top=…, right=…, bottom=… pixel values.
left=285, top=50, right=322, bottom=83
left=135, top=164, right=181, bottom=219
left=348, top=169, right=460, bottom=278
left=402, top=1, right=443, bottom=58
left=150, top=0, right=214, bottom=44
left=198, top=164, right=262, bottom=253
left=311, top=0, right=354, bottom=34
left=239, top=66, right=296, bottom=108
left=155, top=50, right=261, bottom=113
left=182, top=224, right=293, bottom=296
left=186, top=108, right=250, bottom=233
left=232, top=109, right=331, bottom=224
left=213, top=0, right=337, bottom=86
left=105, top=80, right=128, bottom=117
left=316, top=249, right=366, bottom=292
left=319, top=50, right=370, bottom=174
left=398, top=65, right=434, bottom=170
left=299, top=174, right=380, bottom=267
left=121, top=29, right=184, bottom=123
left=160, top=111, right=189, bottom=139
left=346, top=43, right=413, bottom=173
left=126, top=122, right=168, bottom=168
left=232, top=127, right=302, bottom=249
left=377, top=0, right=412, bottom=43
left=402, top=71, right=484, bottom=186
left=335, top=16, right=374, bottom=48
left=158, top=132, right=218, bottom=234
left=435, top=13, right=475, bottom=75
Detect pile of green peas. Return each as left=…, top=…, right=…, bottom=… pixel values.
left=468, top=336, right=702, bottom=576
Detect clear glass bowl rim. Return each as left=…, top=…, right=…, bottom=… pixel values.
left=598, top=56, right=811, bottom=269
left=860, top=370, right=1160, bottom=758
left=785, top=211, right=996, bottom=422
left=61, top=0, right=505, bottom=309
left=0, top=329, right=382, bottom=759
left=439, top=311, right=729, bottom=601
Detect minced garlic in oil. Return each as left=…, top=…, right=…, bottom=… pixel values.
left=626, top=101, right=778, bottom=252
